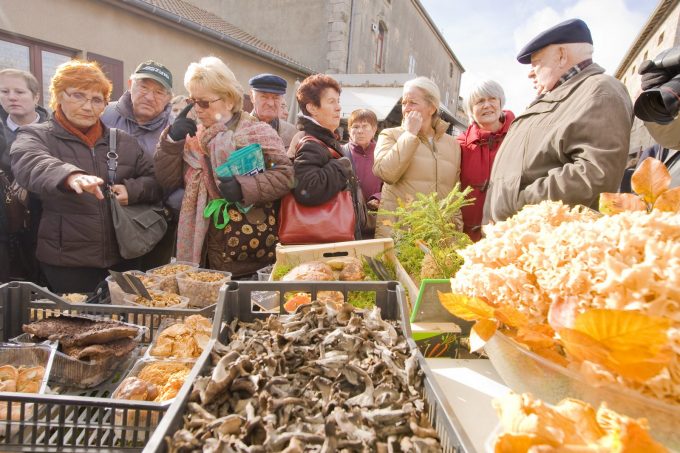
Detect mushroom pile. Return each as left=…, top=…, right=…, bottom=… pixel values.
left=169, top=301, right=442, bottom=452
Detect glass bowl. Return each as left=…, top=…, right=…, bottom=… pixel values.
left=485, top=331, right=680, bottom=449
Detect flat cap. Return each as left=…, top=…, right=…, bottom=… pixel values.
left=516, top=18, right=593, bottom=64
left=131, top=60, right=172, bottom=90
left=249, top=73, right=287, bottom=94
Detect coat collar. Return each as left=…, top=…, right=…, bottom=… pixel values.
left=458, top=110, right=515, bottom=147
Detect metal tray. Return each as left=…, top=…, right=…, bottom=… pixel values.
left=145, top=281, right=475, bottom=452
left=0, top=281, right=216, bottom=451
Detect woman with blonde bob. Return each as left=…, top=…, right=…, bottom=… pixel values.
left=10, top=60, right=162, bottom=292
left=155, top=56, right=293, bottom=277
left=372, top=76, right=462, bottom=238
left=457, top=80, right=514, bottom=241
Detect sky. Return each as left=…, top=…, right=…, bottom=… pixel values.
left=420, top=0, right=660, bottom=113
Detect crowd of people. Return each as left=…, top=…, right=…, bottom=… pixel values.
left=1, top=17, right=679, bottom=294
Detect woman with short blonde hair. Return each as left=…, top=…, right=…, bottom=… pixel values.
left=155, top=56, right=293, bottom=276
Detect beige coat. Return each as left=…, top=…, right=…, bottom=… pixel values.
left=483, top=63, right=633, bottom=223
left=373, top=118, right=462, bottom=238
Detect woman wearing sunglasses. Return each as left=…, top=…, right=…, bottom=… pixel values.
left=10, top=60, right=162, bottom=293
left=155, top=56, right=293, bottom=277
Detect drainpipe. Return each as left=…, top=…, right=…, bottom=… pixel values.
left=345, top=0, right=356, bottom=74
left=115, top=0, right=312, bottom=76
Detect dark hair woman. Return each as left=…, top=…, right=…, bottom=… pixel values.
left=290, top=73, right=363, bottom=241
left=10, top=60, right=162, bottom=293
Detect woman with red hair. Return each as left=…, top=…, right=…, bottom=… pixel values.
left=10, top=60, right=162, bottom=293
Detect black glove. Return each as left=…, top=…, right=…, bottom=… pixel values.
left=168, top=103, right=197, bottom=141
left=639, top=59, right=675, bottom=90
left=218, top=176, right=243, bottom=202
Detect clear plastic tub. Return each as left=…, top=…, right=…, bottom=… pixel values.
left=112, top=357, right=195, bottom=426
left=146, top=315, right=212, bottom=360
left=147, top=261, right=199, bottom=294
left=485, top=331, right=680, bottom=449
left=122, top=291, right=189, bottom=309
left=0, top=343, right=54, bottom=395
left=107, top=271, right=162, bottom=305
left=176, top=269, right=231, bottom=308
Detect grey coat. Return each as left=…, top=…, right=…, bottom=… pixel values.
left=483, top=63, right=633, bottom=223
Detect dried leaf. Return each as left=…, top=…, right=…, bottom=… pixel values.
left=631, top=157, right=671, bottom=205
left=470, top=319, right=497, bottom=352
left=573, top=309, right=670, bottom=352
left=599, top=193, right=647, bottom=215
left=514, top=325, right=557, bottom=350
left=437, top=291, right=494, bottom=321
left=559, top=328, right=611, bottom=364
left=493, top=433, right=546, bottom=452
left=653, top=186, right=680, bottom=212
left=494, top=306, right=529, bottom=328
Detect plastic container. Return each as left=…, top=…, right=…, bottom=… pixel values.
left=145, top=281, right=476, bottom=453
left=112, top=358, right=195, bottom=427
left=147, top=261, right=199, bottom=294
left=147, top=315, right=212, bottom=360
left=107, top=271, right=162, bottom=305
left=0, top=281, right=217, bottom=450
left=256, top=264, right=273, bottom=281
left=0, top=343, right=54, bottom=396
left=13, top=315, right=147, bottom=389
left=176, top=269, right=231, bottom=308
left=485, top=331, right=680, bottom=449
left=122, top=291, right=189, bottom=309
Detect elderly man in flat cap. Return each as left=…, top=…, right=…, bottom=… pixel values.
left=483, top=19, right=632, bottom=223
left=249, top=73, right=297, bottom=148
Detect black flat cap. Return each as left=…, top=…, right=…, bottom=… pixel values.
left=249, top=74, right=287, bottom=94
left=516, top=18, right=593, bottom=64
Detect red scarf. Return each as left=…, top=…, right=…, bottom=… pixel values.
left=54, top=106, right=103, bottom=148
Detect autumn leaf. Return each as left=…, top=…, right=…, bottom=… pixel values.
left=437, top=291, right=494, bottom=321
left=494, top=433, right=547, bottom=452
left=653, top=186, right=680, bottom=212
left=599, top=193, right=647, bottom=215
left=515, top=325, right=557, bottom=350
left=470, top=319, right=497, bottom=352
left=559, top=328, right=611, bottom=364
left=631, top=157, right=671, bottom=205
left=573, top=309, right=670, bottom=352
left=494, top=306, right=529, bottom=328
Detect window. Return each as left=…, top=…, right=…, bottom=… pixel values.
left=375, top=21, right=387, bottom=72
left=408, top=55, right=416, bottom=74
left=658, top=32, right=664, bottom=46
left=0, top=31, right=78, bottom=109
left=449, top=62, right=454, bottom=78
left=88, top=52, right=125, bottom=101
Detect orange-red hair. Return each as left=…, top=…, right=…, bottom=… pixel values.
left=49, top=60, right=112, bottom=111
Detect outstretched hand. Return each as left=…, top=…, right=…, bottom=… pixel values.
left=66, top=173, right=105, bottom=200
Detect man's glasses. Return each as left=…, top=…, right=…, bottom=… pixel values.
left=63, top=90, right=106, bottom=108
left=189, top=97, right=221, bottom=109
left=136, top=84, right=169, bottom=98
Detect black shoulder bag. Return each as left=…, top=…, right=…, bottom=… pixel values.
left=106, top=128, right=167, bottom=259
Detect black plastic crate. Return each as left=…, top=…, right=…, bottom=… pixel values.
left=145, top=281, right=475, bottom=453
left=0, top=281, right=218, bottom=451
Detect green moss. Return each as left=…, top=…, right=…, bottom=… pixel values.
left=347, top=291, right=376, bottom=309
left=271, top=263, right=293, bottom=281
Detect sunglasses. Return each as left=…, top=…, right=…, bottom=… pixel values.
left=189, top=97, right=221, bottom=109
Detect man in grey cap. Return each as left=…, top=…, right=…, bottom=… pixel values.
left=249, top=73, right=297, bottom=147
left=483, top=19, right=633, bottom=223
left=102, top=60, right=177, bottom=268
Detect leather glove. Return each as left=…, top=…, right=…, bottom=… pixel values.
left=168, top=103, right=197, bottom=141
left=639, top=59, right=676, bottom=90
left=218, top=176, right=243, bottom=202
left=336, top=157, right=353, bottom=175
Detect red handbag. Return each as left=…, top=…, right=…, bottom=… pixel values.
left=278, top=136, right=356, bottom=245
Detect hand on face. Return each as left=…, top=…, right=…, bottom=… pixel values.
left=403, top=111, right=423, bottom=135
left=66, top=173, right=105, bottom=200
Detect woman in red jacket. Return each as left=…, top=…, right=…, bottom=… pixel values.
left=457, top=80, right=514, bottom=241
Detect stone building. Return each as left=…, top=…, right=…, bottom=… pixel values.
left=188, top=0, right=465, bottom=126
left=615, top=0, right=680, bottom=155
left=0, top=0, right=311, bottom=110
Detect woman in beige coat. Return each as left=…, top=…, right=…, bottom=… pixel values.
left=372, top=76, right=462, bottom=238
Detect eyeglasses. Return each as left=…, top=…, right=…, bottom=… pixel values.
left=135, top=83, right=169, bottom=98
left=63, top=90, right=106, bottom=108
left=189, top=97, right=222, bottom=109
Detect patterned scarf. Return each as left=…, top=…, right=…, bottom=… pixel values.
left=53, top=106, right=103, bottom=148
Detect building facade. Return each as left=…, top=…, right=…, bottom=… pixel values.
left=188, top=0, right=465, bottom=121
left=615, top=0, right=680, bottom=155
left=0, top=0, right=311, bottom=110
